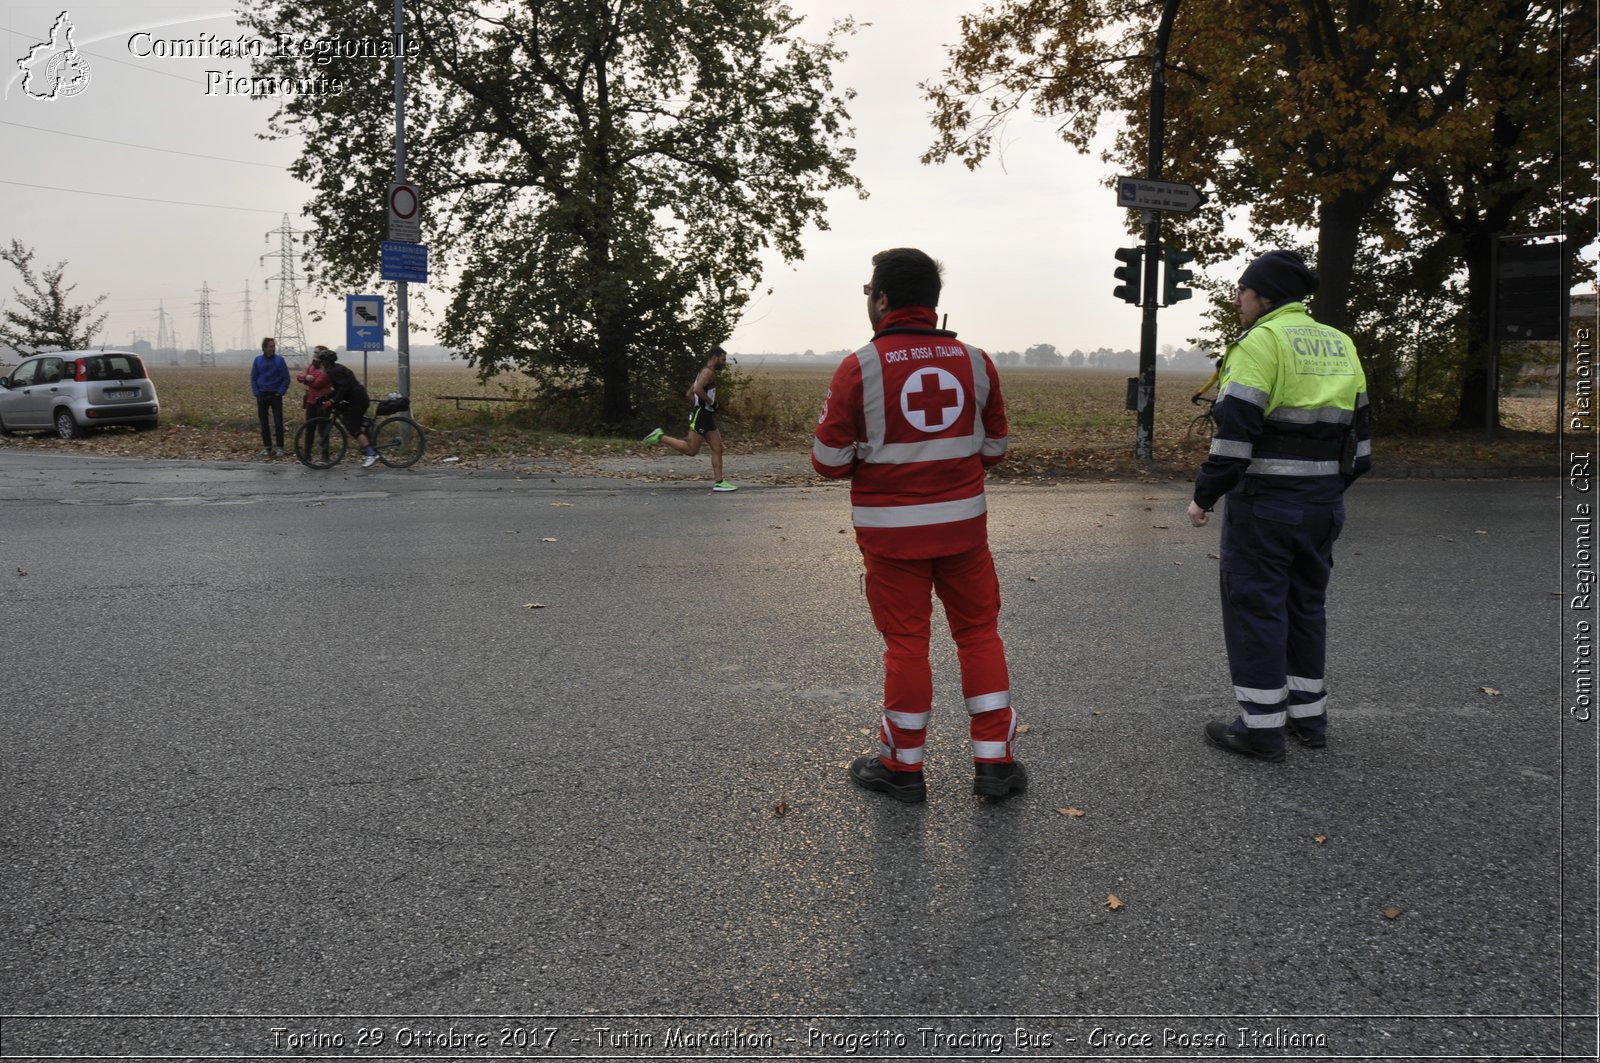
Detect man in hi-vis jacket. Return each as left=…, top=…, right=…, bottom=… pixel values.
left=812, top=247, right=1024, bottom=803
left=1188, top=249, right=1372, bottom=762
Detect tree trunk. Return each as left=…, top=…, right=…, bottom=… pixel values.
left=1313, top=188, right=1379, bottom=336
left=1452, top=231, right=1496, bottom=430
left=597, top=315, right=632, bottom=424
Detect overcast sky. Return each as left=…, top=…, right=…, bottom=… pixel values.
left=1, top=1, right=1219, bottom=361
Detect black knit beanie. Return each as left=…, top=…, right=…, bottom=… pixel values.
left=1238, top=250, right=1319, bottom=304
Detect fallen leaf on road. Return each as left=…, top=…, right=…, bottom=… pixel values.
left=524, top=602, right=545, bottom=609
left=1016, top=723, right=1032, bottom=734
left=1091, top=709, right=1104, bottom=716
left=542, top=537, right=559, bottom=542
left=1106, top=894, right=1124, bottom=911
left=1314, top=835, right=1327, bottom=844
left=1481, top=686, right=1502, bottom=696
left=1027, top=576, right=1039, bottom=582
left=1208, top=553, right=1221, bottom=560
left=1057, top=807, right=1085, bottom=818
left=15, top=568, right=25, bottom=577
left=774, top=800, right=790, bottom=818
left=1382, top=906, right=1402, bottom=920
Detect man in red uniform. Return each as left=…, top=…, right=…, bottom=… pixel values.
left=812, top=247, right=1024, bottom=803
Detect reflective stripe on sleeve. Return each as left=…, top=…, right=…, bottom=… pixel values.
left=1221, top=381, right=1270, bottom=408
left=980, top=436, right=1008, bottom=458
left=853, top=493, right=987, bottom=528
left=965, top=690, right=1010, bottom=714
left=1209, top=438, right=1253, bottom=459
left=1356, top=440, right=1372, bottom=458
left=812, top=439, right=857, bottom=466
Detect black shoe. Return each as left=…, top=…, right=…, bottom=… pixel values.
left=848, top=756, right=926, bottom=803
left=1204, top=720, right=1286, bottom=762
left=1286, top=718, right=1327, bottom=749
left=974, top=759, right=1027, bottom=797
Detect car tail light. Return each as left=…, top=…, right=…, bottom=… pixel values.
left=74, top=361, right=87, bottom=382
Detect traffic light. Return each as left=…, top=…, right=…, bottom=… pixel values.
left=1113, top=247, right=1142, bottom=304
left=1163, top=248, right=1196, bottom=305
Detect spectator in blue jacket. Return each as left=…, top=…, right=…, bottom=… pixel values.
left=251, top=337, right=291, bottom=457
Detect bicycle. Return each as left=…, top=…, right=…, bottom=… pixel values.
left=1185, top=393, right=1217, bottom=449
left=295, top=393, right=426, bottom=470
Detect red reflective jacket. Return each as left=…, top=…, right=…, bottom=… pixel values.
left=812, top=306, right=1009, bottom=560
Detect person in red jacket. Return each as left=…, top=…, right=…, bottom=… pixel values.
left=812, top=247, right=1024, bottom=803
left=296, top=347, right=334, bottom=462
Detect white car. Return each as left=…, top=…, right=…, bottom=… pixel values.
left=0, top=350, right=161, bottom=439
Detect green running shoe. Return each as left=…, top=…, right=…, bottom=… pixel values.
left=642, top=428, right=664, bottom=445
left=712, top=480, right=738, bottom=492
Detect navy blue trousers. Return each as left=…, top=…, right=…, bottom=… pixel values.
left=1218, top=491, right=1345, bottom=752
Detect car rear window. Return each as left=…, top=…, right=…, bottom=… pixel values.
left=77, top=354, right=146, bottom=381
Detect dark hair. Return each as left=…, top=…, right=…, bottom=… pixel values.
left=869, top=247, right=942, bottom=310
left=319, top=350, right=338, bottom=364
left=709, top=345, right=727, bottom=362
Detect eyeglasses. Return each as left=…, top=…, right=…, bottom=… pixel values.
left=862, top=283, right=872, bottom=296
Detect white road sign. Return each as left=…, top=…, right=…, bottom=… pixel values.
left=387, top=182, right=422, bottom=243
left=1116, top=177, right=1206, bottom=213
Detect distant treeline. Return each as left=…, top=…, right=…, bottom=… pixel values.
left=736, top=344, right=1217, bottom=372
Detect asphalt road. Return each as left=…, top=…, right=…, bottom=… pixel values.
left=0, top=452, right=1593, bottom=1061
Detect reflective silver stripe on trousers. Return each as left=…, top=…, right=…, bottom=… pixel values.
left=1287, top=675, right=1327, bottom=716
left=1248, top=458, right=1342, bottom=477
left=1235, top=683, right=1288, bottom=704
left=812, top=439, right=856, bottom=466
left=971, top=740, right=1009, bottom=759
left=886, top=710, right=930, bottom=730
left=853, top=493, right=987, bottom=528
left=1210, top=438, right=1253, bottom=459
left=1241, top=710, right=1288, bottom=729
left=965, top=690, right=1010, bottom=714
left=880, top=739, right=925, bottom=766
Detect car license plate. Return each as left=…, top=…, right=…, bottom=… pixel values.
left=105, top=389, right=139, bottom=400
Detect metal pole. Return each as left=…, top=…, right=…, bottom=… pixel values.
left=1135, top=0, right=1181, bottom=461
left=393, top=0, right=410, bottom=401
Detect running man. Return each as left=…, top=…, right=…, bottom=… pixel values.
left=643, top=345, right=737, bottom=492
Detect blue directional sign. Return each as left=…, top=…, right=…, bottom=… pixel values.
left=380, top=241, right=428, bottom=283
left=345, top=295, right=385, bottom=351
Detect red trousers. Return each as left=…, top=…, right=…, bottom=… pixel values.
left=864, top=544, right=1015, bottom=770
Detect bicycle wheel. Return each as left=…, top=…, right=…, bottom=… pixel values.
left=294, top=417, right=348, bottom=469
left=1185, top=411, right=1215, bottom=449
left=373, top=415, right=426, bottom=469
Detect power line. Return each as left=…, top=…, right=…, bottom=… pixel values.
left=0, top=178, right=288, bottom=215
left=0, top=120, right=285, bottom=169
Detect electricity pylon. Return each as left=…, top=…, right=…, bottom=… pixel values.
left=262, top=214, right=310, bottom=368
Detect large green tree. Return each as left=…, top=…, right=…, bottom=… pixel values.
left=240, top=0, right=861, bottom=425
left=923, top=0, right=1592, bottom=427
left=0, top=239, right=108, bottom=355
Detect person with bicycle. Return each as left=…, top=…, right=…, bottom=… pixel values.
left=297, top=347, right=333, bottom=462
left=316, top=350, right=377, bottom=468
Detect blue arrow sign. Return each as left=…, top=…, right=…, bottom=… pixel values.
left=381, top=241, right=428, bottom=283
left=345, top=295, right=385, bottom=351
